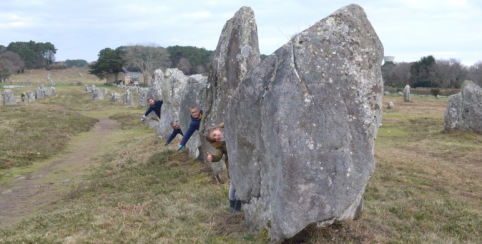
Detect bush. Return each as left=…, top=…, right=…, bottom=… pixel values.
left=430, top=88, right=440, bottom=96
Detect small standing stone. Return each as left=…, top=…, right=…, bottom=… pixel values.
left=110, top=92, right=121, bottom=102
left=388, top=101, right=394, bottom=109
left=403, top=85, right=412, bottom=102
left=4, top=89, right=16, bottom=105
left=384, top=91, right=390, bottom=96
left=123, top=90, right=134, bottom=105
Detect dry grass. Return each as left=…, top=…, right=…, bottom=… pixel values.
left=5, top=68, right=104, bottom=86
left=1, top=92, right=481, bottom=243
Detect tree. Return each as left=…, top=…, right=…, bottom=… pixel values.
left=468, top=61, right=482, bottom=86
left=410, top=55, right=437, bottom=87
left=123, top=43, right=170, bottom=85
left=166, top=45, right=213, bottom=75
left=89, top=47, right=125, bottom=84
left=0, top=57, right=10, bottom=80
left=435, top=59, right=467, bottom=88
left=0, top=51, right=25, bottom=73
left=65, top=59, right=88, bottom=68
left=6, top=41, right=56, bottom=68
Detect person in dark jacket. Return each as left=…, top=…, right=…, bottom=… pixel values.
left=177, top=106, right=202, bottom=151
left=141, top=98, right=163, bottom=121
left=164, top=121, right=183, bottom=146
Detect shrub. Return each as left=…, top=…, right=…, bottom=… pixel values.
left=430, top=88, right=440, bottom=96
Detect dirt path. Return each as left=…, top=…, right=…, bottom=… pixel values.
left=0, top=117, right=119, bottom=228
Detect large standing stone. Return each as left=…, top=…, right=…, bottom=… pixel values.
left=199, top=6, right=261, bottom=182
left=444, top=80, right=482, bottom=133
left=138, top=88, right=148, bottom=107
left=179, top=74, right=208, bottom=159
left=4, top=89, right=16, bottom=105
left=403, top=85, right=411, bottom=102
left=92, top=87, right=104, bottom=100
left=156, top=68, right=189, bottom=140
left=224, top=4, right=383, bottom=242
left=123, top=90, right=134, bottom=105
left=27, top=90, right=35, bottom=102
left=110, top=92, right=121, bottom=102
left=145, top=70, right=164, bottom=129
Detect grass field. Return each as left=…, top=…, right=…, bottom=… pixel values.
left=3, top=68, right=104, bottom=86
left=0, top=86, right=481, bottom=243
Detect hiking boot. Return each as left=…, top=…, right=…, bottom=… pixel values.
left=229, top=199, right=235, bottom=212
left=232, top=199, right=242, bottom=214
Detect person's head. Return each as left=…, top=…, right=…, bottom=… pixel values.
left=206, top=126, right=223, bottom=143
left=147, top=98, right=155, bottom=106
left=170, top=121, right=180, bottom=130
left=190, top=105, right=200, bottom=119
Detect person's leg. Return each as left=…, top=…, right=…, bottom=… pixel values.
left=229, top=183, right=236, bottom=212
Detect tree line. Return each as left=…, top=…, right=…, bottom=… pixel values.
left=382, top=55, right=482, bottom=88
left=89, top=44, right=215, bottom=85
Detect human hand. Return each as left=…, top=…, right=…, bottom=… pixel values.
left=177, top=145, right=183, bottom=151
left=206, top=152, right=212, bottom=162
left=141, top=115, right=146, bottom=121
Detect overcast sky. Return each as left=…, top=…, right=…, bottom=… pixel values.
left=0, top=0, right=480, bottom=66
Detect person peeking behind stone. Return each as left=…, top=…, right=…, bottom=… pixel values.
left=164, top=121, right=183, bottom=146
left=206, top=123, right=241, bottom=214
left=141, top=98, right=163, bottom=121
left=177, top=106, right=203, bottom=151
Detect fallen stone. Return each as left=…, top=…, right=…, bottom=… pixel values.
left=224, top=4, right=383, bottom=242
left=444, top=80, right=482, bottom=133
left=199, top=6, right=261, bottom=183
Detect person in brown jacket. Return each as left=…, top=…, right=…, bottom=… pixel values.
left=205, top=123, right=240, bottom=214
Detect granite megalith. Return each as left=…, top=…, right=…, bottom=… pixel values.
left=388, top=101, right=394, bottom=109
left=138, top=88, right=148, bottom=107
left=199, top=6, right=261, bottom=182
left=4, top=89, right=16, bottom=105
left=27, top=90, right=35, bottom=102
left=156, top=68, right=188, bottom=139
left=403, top=85, right=411, bottom=102
left=123, top=90, right=134, bottom=106
left=224, top=4, right=384, bottom=242
left=179, top=74, right=207, bottom=159
left=110, top=92, right=121, bottom=102
left=444, top=80, right=482, bottom=133
left=92, top=86, right=104, bottom=100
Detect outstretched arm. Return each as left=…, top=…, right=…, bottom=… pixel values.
left=165, top=130, right=181, bottom=146
left=178, top=126, right=195, bottom=150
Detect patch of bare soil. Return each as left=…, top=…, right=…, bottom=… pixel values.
left=0, top=117, right=119, bottom=228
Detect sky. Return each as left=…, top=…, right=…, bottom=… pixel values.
left=0, top=0, right=480, bottom=66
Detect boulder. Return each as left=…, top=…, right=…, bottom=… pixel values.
left=436, top=95, right=440, bottom=99
left=50, top=86, right=56, bottom=95
left=21, top=92, right=27, bottom=103
left=123, top=90, right=134, bottom=105
left=100, top=88, right=107, bottom=96
left=156, top=68, right=189, bottom=139
left=110, top=92, right=121, bottom=102
left=179, top=74, right=208, bottom=159
left=145, top=70, right=164, bottom=129
left=398, top=91, right=403, bottom=96
left=224, top=4, right=383, bottom=242
left=200, top=6, right=261, bottom=183
left=403, top=85, right=411, bottom=102
left=388, top=101, right=394, bottom=109
left=84, top=84, right=92, bottom=92
left=4, top=89, right=16, bottom=105
left=444, top=80, right=482, bottom=133
left=384, top=91, right=390, bottom=96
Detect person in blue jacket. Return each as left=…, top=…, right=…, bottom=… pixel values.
left=141, top=98, right=163, bottom=121
left=164, top=121, right=183, bottom=146
left=177, top=106, right=203, bottom=151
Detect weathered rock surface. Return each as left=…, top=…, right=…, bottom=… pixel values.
left=404, top=85, right=411, bottom=102
left=398, top=91, right=403, bottom=96
left=138, top=88, right=148, bottom=107
left=27, top=90, right=35, bottom=102
left=4, top=89, right=16, bottom=105
left=444, top=80, right=482, bottom=133
left=224, top=4, right=383, bottom=242
left=388, top=101, right=394, bottom=109
left=123, top=90, right=134, bottom=105
left=179, top=74, right=208, bottom=159
left=110, top=92, right=121, bottom=102
left=156, top=68, right=189, bottom=139
left=145, top=70, right=164, bottom=129
left=92, top=87, right=104, bottom=100
left=200, top=6, right=261, bottom=182
left=84, top=84, right=92, bottom=92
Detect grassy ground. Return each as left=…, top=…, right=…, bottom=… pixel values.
left=4, top=68, right=104, bottom=86
left=1, top=90, right=481, bottom=243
